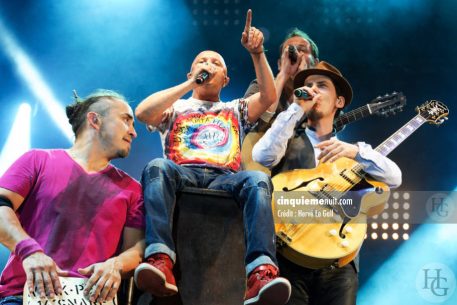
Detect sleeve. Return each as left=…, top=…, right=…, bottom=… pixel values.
left=125, top=184, right=145, bottom=229
left=237, top=98, right=256, bottom=134
left=259, top=110, right=275, bottom=123
left=252, top=103, right=305, bottom=168
left=0, top=150, right=40, bottom=198
left=243, top=79, right=259, bottom=98
left=354, top=142, right=402, bottom=189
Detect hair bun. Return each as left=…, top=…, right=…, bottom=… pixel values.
left=66, top=104, right=78, bottom=122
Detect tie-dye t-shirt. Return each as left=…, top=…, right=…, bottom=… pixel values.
left=156, top=97, right=254, bottom=172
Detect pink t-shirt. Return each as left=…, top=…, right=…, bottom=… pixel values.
left=0, top=149, right=144, bottom=296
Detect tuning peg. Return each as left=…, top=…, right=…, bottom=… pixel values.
left=436, top=117, right=449, bottom=125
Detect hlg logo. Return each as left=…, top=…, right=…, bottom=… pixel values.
left=416, top=262, right=455, bottom=303
left=426, top=193, right=455, bottom=223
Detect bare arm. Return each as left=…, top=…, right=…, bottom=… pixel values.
left=241, top=10, right=277, bottom=123
left=0, top=188, right=27, bottom=250
left=268, top=50, right=314, bottom=113
left=135, top=79, right=196, bottom=127
left=0, top=187, right=66, bottom=298
left=266, top=48, right=299, bottom=114
left=79, top=227, right=145, bottom=303
left=118, top=227, right=145, bottom=278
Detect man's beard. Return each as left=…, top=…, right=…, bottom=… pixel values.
left=115, top=148, right=129, bottom=159
left=307, top=109, right=324, bottom=121
left=100, top=128, right=130, bottom=159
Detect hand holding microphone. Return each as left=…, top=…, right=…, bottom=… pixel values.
left=278, top=45, right=301, bottom=78
left=288, top=45, right=298, bottom=64
left=195, top=70, right=210, bottom=84
left=294, top=87, right=316, bottom=113
left=294, top=88, right=313, bottom=100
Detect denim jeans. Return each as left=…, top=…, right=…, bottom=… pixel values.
left=0, top=296, right=22, bottom=305
left=141, top=158, right=277, bottom=275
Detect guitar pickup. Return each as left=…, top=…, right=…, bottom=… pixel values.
left=276, top=231, right=292, bottom=248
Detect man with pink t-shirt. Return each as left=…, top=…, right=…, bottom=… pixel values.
left=0, top=90, right=145, bottom=305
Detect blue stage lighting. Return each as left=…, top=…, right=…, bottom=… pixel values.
left=0, top=19, right=74, bottom=142
left=0, top=103, right=31, bottom=176
left=359, top=190, right=457, bottom=304
left=0, top=244, right=9, bottom=271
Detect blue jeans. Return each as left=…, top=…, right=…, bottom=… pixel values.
left=141, top=158, right=277, bottom=275
left=0, top=296, right=22, bottom=305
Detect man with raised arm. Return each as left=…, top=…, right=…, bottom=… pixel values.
left=134, top=10, right=291, bottom=305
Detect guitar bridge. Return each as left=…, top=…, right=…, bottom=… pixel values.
left=276, top=231, right=292, bottom=248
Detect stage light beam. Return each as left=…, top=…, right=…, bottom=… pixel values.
left=359, top=189, right=457, bottom=304
left=0, top=103, right=31, bottom=176
left=0, top=18, right=73, bottom=142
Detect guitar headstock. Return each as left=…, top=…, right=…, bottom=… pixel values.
left=370, top=92, right=407, bottom=117
left=417, top=100, right=449, bottom=125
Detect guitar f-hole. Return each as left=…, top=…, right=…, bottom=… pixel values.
left=339, top=217, right=351, bottom=239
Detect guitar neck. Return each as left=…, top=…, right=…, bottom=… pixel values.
left=333, top=104, right=371, bottom=130
left=335, top=114, right=426, bottom=190
left=375, top=114, right=426, bottom=156
left=326, top=100, right=447, bottom=198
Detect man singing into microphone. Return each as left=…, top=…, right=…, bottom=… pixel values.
left=241, top=28, right=319, bottom=173
left=252, top=62, right=402, bottom=305
left=134, top=9, right=291, bottom=305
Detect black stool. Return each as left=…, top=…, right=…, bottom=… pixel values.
left=138, top=187, right=246, bottom=305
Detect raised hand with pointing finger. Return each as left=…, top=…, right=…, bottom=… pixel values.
left=241, top=9, right=264, bottom=54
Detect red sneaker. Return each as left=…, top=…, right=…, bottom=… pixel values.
left=134, top=253, right=178, bottom=296
left=244, top=264, right=291, bottom=305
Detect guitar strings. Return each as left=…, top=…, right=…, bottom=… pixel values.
left=334, top=105, right=369, bottom=126
left=281, top=167, right=363, bottom=241
left=280, top=102, right=442, bottom=249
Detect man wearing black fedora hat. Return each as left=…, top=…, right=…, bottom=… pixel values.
left=252, top=61, right=402, bottom=305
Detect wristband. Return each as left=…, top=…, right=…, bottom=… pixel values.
left=250, top=49, right=265, bottom=55
left=0, top=196, right=13, bottom=209
left=250, top=47, right=268, bottom=55
left=14, top=238, right=44, bottom=261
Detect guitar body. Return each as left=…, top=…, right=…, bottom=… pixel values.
left=270, top=99, right=449, bottom=269
left=271, top=157, right=390, bottom=269
left=241, top=131, right=271, bottom=175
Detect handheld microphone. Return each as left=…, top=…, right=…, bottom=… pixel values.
left=196, top=71, right=210, bottom=84
left=288, top=45, right=298, bottom=64
left=294, top=89, right=311, bottom=99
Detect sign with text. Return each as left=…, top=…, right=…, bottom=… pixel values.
left=24, top=277, right=117, bottom=305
